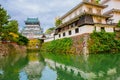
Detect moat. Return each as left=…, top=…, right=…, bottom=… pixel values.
left=0, top=51, right=120, bottom=80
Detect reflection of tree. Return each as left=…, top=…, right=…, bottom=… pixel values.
left=56, top=68, right=84, bottom=80
left=0, top=53, right=28, bottom=80
left=23, top=52, right=45, bottom=80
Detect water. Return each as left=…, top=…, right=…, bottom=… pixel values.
left=0, top=52, right=120, bottom=80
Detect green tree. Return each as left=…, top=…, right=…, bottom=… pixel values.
left=1, top=20, right=19, bottom=41
left=96, top=0, right=100, bottom=4
left=0, top=5, right=9, bottom=34
left=45, top=27, right=55, bottom=34
left=118, top=20, right=120, bottom=27
left=7, top=20, right=19, bottom=33
left=17, top=34, right=29, bottom=45
left=55, top=19, right=62, bottom=27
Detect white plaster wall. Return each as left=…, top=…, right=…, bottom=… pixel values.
left=55, top=25, right=94, bottom=40
left=62, top=5, right=85, bottom=23
left=103, top=0, right=120, bottom=13
left=96, top=27, right=101, bottom=32
left=26, top=25, right=40, bottom=27
left=111, top=13, right=120, bottom=23
left=44, top=38, right=54, bottom=42
left=102, top=19, right=106, bottom=24
left=105, top=27, right=114, bottom=32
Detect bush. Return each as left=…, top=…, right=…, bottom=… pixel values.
left=88, top=31, right=120, bottom=53
left=41, top=38, right=72, bottom=54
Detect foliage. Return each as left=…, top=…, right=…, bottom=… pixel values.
left=0, top=5, right=9, bottom=33
left=96, top=0, right=100, bottom=4
left=41, top=38, right=73, bottom=54
left=88, top=31, right=120, bottom=53
left=17, top=34, right=29, bottom=45
left=55, top=19, right=62, bottom=27
left=118, top=20, right=120, bottom=27
left=28, top=39, right=42, bottom=49
left=45, top=27, right=55, bottom=34
left=0, top=5, right=29, bottom=45
left=6, top=20, right=19, bottom=33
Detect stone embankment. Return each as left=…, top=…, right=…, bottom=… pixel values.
left=0, top=43, right=27, bottom=56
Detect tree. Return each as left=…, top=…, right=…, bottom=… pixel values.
left=17, top=34, right=29, bottom=45
left=1, top=20, right=19, bottom=41
left=45, top=27, right=55, bottom=34
left=118, top=20, right=120, bottom=27
left=7, top=20, right=19, bottom=33
left=55, top=19, right=62, bottom=27
left=0, top=5, right=9, bottom=34
left=96, top=0, right=100, bottom=4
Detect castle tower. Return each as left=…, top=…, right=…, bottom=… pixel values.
left=21, top=18, right=43, bottom=39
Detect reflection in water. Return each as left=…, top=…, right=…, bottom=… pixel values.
left=23, top=53, right=45, bottom=80
left=0, top=52, right=120, bottom=80
left=40, top=66, right=57, bottom=80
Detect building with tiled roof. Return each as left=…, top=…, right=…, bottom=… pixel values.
left=21, top=18, right=43, bottom=39
left=54, top=0, right=116, bottom=40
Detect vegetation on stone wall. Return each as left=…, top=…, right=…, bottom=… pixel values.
left=41, top=38, right=73, bottom=54
left=88, top=31, right=120, bottom=53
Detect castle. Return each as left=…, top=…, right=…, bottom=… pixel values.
left=45, top=0, right=120, bottom=42
left=21, top=18, right=43, bottom=39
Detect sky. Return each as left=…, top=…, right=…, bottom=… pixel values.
left=0, top=0, right=82, bottom=32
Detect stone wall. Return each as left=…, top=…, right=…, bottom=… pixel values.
left=71, top=33, right=89, bottom=54
left=0, top=43, right=27, bottom=56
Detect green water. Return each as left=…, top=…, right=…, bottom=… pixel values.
left=0, top=52, right=120, bottom=80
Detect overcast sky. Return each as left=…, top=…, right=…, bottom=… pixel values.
left=1, top=0, right=82, bottom=32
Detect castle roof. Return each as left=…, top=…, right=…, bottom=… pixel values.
left=25, top=18, right=39, bottom=24
left=104, top=9, right=120, bottom=15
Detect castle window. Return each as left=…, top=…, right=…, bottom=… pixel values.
left=96, top=9, right=101, bottom=14
left=101, top=27, right=105, bottom=32
left=63, top=32, right=65, bottom=36
left=97, top=18, right=102, bottom=23
left=69, top=31, right=72, bottom=35
left=88, top=7, right=92, bottom=13
left=75, top=28, right=79, bottom=33
left=59, top=34, right=61, bottom=38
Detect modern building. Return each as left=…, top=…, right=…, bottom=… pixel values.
left=54, top=0, right=117, bottom=40
left=21, top=18, right=43, bottom=39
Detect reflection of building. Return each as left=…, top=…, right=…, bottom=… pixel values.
left=23, top=53, right=45, bottom=80
left=21, top=18, right=43, bottom=39
left=54, top=0, right=117, bottom=40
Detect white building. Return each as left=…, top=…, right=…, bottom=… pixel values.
left=54, top=0, right=116, bottom=40
left=21, top=18, right=43, bottom=39
left=101, top=0, right=120, bottom=24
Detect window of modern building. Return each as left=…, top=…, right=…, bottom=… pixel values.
left=75, top=28, right=79, bottom=33
left=59, top=34, right=61, bottom=38
left=69, top=30, right=72, bottom=35
left=63, top=32, right=65, bottom=36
